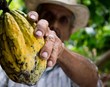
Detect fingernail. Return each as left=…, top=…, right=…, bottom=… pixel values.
left=36, top=31, right=43, bottom=37
left=48, top=61, right=53, bottom=67
left=42, top=52, right=48, bottom=58
left=30, top=14, right=36, bottom=20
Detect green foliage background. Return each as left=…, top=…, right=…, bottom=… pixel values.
left=67, top=0, right=110, bottom=70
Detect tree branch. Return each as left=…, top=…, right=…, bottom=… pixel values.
left=95, top=50, right=110, bottom=68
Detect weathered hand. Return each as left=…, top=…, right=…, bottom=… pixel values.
left=27, top=11, right=64, bottom=67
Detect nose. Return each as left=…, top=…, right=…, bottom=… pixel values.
left=50, top=21, right=61, bottom=38
left=50, top=20, right=58, bottom=30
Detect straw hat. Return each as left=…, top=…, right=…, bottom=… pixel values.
left=25, top=0, right=89, bottom=30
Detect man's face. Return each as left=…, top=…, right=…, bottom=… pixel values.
left=38, top=4, right=74, bottom=41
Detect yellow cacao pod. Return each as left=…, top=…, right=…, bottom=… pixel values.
left=0, top=10, right=47, bottom=86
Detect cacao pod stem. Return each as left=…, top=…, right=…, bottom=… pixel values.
left=0, top=0, right=10, bottom=12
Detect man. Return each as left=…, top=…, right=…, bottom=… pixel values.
left=0, top=0, right=102, bottom=87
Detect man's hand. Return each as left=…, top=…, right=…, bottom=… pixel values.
left=27, top=11, right=64, bottom=67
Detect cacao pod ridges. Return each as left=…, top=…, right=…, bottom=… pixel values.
left=0, top=10, right=47, bottom=86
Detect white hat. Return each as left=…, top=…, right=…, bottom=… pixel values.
left=25, top=0, right=89, bottom=30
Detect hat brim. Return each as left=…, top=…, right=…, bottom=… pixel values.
left=25, top=0, right=89, bottom=30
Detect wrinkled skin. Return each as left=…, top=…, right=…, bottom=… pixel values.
left=27, top=4, right=99, bottom=87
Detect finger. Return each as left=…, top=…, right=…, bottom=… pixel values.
left=47, top=44, right=58, bottom=67
left=27, top=11, right=38, bottom=22
left=47, top=38, right=64, bottom=67
left=40, top=33, right=55, bottom=59
left=34, top=19, right=49, bottom=37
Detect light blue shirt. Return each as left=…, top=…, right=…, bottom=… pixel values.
left=0, top=64, right=102, bottom=87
